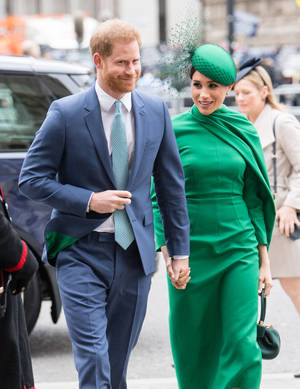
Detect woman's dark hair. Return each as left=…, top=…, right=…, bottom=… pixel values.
left=189, top=65, right=196, bottom=79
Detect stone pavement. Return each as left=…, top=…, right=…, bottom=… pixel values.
left=36, top=374, right=300, bottom=389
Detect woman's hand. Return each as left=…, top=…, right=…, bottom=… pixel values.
left=258, top=244, right=272, bottom=297
left=276, top=205, right=300, bottom=238
left=161, top=246, right=191, bottom=289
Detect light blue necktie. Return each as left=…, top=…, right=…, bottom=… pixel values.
left=111, top=100, right=135, bottom=249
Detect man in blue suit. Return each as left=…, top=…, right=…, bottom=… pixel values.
left=19, top=19, right=190, bottom=389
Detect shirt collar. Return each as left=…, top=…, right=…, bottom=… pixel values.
left=95, top=81, right=132, bottom=113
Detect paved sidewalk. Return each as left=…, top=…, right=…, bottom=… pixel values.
left=36, top=374, right=300, bottom=389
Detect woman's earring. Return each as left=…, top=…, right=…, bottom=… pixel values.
left=262, top=97, right=266, bottom=102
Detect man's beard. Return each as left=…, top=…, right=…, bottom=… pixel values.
left=107, top=75, right=139, bottom=94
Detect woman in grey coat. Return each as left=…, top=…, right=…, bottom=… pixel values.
left=234, top=58, right=300, bottom=376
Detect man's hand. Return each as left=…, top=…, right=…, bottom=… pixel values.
left=89, top=190, right=132, bottom=214
left=161, top=246, right=190, bottom=289
left=170, top=258, right=190, bottom=289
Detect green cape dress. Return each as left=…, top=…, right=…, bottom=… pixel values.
left=152, top=104, right=275, bottom=389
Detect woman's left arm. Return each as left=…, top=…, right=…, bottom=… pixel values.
left=258, top=244, right=272, bottom=297
left=243, top=166, right=268, bottom=246
left=243, top=167, right=273, bottom=296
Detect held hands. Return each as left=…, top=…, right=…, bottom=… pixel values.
left=258, top=245, right=272, bottom=297
left=89, top=190, right=132, bottom=213
left=161, top=246, right=191, bottom=290
left=276, top=205, right=300, bottom=238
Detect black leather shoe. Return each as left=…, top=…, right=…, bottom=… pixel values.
left=294, top=372, right=300, bottom=378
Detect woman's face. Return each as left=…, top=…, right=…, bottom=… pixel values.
left=234, top=79, right=266, bottom=118
left=191, top=71, right=231, bottom=115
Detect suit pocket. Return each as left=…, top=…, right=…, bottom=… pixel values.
left=143, top=210, right=153, bottom=226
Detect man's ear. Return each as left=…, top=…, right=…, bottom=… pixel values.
left=93, top=52, right=102, bottom=69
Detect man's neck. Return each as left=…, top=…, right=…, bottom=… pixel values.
left=96, top=79, right=125, bottom=100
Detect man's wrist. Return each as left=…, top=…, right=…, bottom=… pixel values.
left=87, top=192, right=94, bottom=212
left=172, top=255, right=189, bottom=260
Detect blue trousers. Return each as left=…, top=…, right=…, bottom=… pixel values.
left=56, top=232, right=152, bottom=389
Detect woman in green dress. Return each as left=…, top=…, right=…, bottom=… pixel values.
left=151, top=44, right=276, bottom=389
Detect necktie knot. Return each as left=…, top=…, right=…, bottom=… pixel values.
left=115, top=100, right=122, bottom=113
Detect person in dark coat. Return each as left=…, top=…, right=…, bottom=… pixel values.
left=0, top=185, right=38, bottom=389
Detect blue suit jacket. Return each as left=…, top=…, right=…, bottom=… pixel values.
left=19, top=85, right=190, bottom=275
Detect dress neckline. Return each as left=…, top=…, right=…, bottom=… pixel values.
left=190, top=104, right=227, bottom=121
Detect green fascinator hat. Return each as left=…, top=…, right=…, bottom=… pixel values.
left=192, top=44, right=236, bottom=85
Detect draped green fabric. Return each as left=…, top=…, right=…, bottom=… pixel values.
left=151, top=104, right=275, bottom=251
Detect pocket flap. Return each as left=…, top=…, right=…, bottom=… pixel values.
left=143, top=211, right=153, bottom=226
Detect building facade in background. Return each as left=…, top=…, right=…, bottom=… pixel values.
left=0, top=0, right=201, bottom=48
left=1, top=0, right=300, bottom=50
left=204, top=0, right=300, bottom=48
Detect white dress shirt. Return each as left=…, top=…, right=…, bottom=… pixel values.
left=90, top=83, right=187, bottom=259
left=93, top=82, right=134, bottom=233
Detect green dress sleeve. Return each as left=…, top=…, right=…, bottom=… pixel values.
left=150, top=178, right=166, bottom=250
left=243, top=166, right=268, bottom=245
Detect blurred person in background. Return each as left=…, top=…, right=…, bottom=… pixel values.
left=235, top=58, right=300, bottom=378
left=21, top=40, right=41, bottom=58
left=152, top=44, right=275, bottom=389
left=18, top=18, right=190, bottom=389
left=0, top=185, right=38, bottom=389
left=261, top=57, right=280, bottom=88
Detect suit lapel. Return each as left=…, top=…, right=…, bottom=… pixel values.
left=128, top=91, right=146, bottom=189
left=83, top=87, right=116, bottom=187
